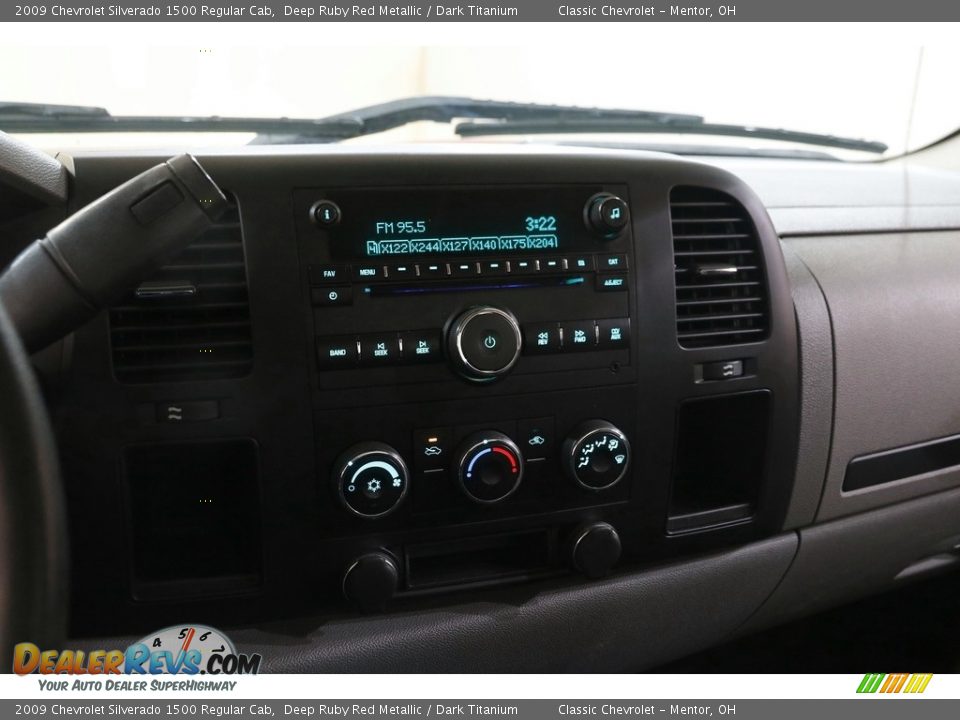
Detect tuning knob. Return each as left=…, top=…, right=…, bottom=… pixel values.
left=571, top=522, right=622, bottom=578
left=332, top=442, right=410, bottom=519
left=585, top=193, right=630, bottom=239
left=447, top=306, right=522, bottom=382
left=563, top=420, right=631, bottom=491
left=454, top=431, right=524, bottom=504
left=342, top=551, right=399, bottom=612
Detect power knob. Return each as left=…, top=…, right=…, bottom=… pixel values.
left=571, top=522, right=622, bottom=579
left=342, top=551, right=399, bottom=612
left=447, top=306, right=522, bottom=382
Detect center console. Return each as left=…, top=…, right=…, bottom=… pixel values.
left=52, top=149, right=800, bottom=631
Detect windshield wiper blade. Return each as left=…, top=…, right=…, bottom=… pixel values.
left=454, top=117, right=888, bottom=154
left=0, top=101, right=362, bottom=140
left=318, top=95, right=703, bottom=134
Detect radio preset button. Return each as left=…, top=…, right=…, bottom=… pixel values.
left=523, top=323, right=562, bottom=354
left=561, top=321, right=597, bottom=351
left=512, top=259, right=539, bottom=274
left=596, top=273, right=628, bottom=292
left=359, top=334, right=401, bottom=365
left=451, top=261, right=480, bottom=276
left=399, top=330, right=442, bottom=363
left=483, top=259, right=509, bottom=276
left=317, top=336, right=359, bottom=369
left=311, top=285, right=352, bottom=307
left=387, top=263, right=417, bottom=279
left=541, top=257, right=564, bottom=273
left=597, top=318, right=631, bottom=349
left=419, top=262, right=449, bottom=278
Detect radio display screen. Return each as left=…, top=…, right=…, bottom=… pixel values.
left=324, top=185, right=610, bottom=260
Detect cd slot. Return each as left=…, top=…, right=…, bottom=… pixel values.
left=364, top=275, right=587, bottom=296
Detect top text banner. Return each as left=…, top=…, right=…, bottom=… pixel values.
left=5, top=0, right=960, bottom=22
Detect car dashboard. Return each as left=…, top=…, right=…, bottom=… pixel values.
left=6, top=142, right=960, bottom=671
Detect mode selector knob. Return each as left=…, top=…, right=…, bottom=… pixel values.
left=563, top=420, right=631, bottom=491
left=447, top=306, right=522, bottom=382
left=332, top=442, right=410, bottom=519
left=585, top=193, right=630, bottom=239
left=454, top=431, right=524, bottom=504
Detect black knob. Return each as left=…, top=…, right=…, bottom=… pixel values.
left=342, top=552, right=399, bottom=612
left=571, top=522, right=621, bottom=578
left=447, top=306, right=522, bottom=382
left=310, top=199, right=341, bottom=226
left=563, top=420, right=631, bottom=491
left=585, top=193, right=629, bottom=239
left=454, top=431, right=524, bottom=504
left=332, top=442, right=410, bottom=519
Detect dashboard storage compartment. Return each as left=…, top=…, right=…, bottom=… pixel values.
left=124, top=439, right=262, bottom=598
left=667, top=391, right=770, bottom=533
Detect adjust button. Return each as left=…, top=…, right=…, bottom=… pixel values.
left=359, top=334, right=401, bottom=365
left=400, top=330, right=443, bottom=363
left=523, top=323, right=562, bottom=354
left=561, top=320, right=597, bottom=351
left=597, top=318, right=631, bottom=349
left=317, top=336, right=359, bottom=369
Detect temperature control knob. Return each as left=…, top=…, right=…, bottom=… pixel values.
left=447, top=306, right=522, bottom=382
left=585, top=193, right=630, bottom=239
left=454, top=431, right=524, bottom=504
left=332, top=442, right=410, bottom=519
left=563, top=420, right=631, bottom=491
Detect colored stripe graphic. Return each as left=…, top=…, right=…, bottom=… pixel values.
left=857, top=673, right=932, bottom=694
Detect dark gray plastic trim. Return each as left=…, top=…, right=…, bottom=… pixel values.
left=0, top=132, right=68, bottom=205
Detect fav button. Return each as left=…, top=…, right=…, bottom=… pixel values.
left=308, top=264, right=350, bottom=285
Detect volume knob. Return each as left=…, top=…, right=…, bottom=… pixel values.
left=447, top=306, right=522, bottom=382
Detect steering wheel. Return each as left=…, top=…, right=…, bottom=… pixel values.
left=0, top=300, right=68, bottom=663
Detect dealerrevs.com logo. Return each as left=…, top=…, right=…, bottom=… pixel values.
left=13, top=624, right=261, bottom=676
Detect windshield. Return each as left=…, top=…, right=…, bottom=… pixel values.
left=3, top=41, right=959, bottom=160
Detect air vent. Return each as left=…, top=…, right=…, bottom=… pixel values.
left=671, top=187, right=769, bottom=348
left=109, top=200, right=253, bottom=383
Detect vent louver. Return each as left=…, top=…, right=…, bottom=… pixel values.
left=109, top=200, right=253, bottom=383
left=671, top=187, right=769, bottom=348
